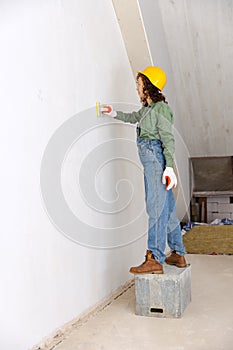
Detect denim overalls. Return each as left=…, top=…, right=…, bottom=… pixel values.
left=136, top=127, right=186, bottom=264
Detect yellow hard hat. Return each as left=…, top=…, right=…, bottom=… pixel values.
left=139, top=66, right=166, bottom=91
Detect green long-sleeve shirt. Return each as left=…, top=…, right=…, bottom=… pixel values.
left=114, top=101, right=175, bottom=167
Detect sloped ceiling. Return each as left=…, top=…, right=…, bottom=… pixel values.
left=139, top=0, right=233, bottom=158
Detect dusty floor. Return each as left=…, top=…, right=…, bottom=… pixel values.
left=54, top=254, right=233, bottom=350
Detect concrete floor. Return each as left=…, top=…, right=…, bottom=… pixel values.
left=54, top=255, right=233, bottom=350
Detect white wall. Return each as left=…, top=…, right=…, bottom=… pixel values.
left=0, top=1, right=147, bottom=349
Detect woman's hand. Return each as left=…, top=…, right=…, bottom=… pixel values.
left=101, top=105, right=117, bottom=117
left=162, top=167, right=177, bottom=190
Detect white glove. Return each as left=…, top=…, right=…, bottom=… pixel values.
left=162, top=167, right=177, bottom=191
left=101, top=105, right=117, bottom=117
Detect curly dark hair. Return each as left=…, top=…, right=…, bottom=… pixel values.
left=137, top=72, right=167, bottom=106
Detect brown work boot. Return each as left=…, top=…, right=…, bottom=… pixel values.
left=165, top=251, right=187, bottom=268
left=129, top=250, right=163, bottom=274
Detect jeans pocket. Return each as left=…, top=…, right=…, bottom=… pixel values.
left=137, top=143, right=153, bottom=157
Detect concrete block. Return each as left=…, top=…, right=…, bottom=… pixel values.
left=218, top=203, right=233, bottom=214
left=207, top=201, right=218, bottom=212
left=134, top=264, right=191, bottom=318
left=210, top=196, right=230, bottom=204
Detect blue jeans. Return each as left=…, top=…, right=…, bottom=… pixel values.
left=137, top=137, right=186, bottom=264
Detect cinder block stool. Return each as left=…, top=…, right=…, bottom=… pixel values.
left=134, top=264, right=191, bottom=318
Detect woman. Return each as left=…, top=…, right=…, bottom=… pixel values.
left=102, top=66, right=187, bottom=274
